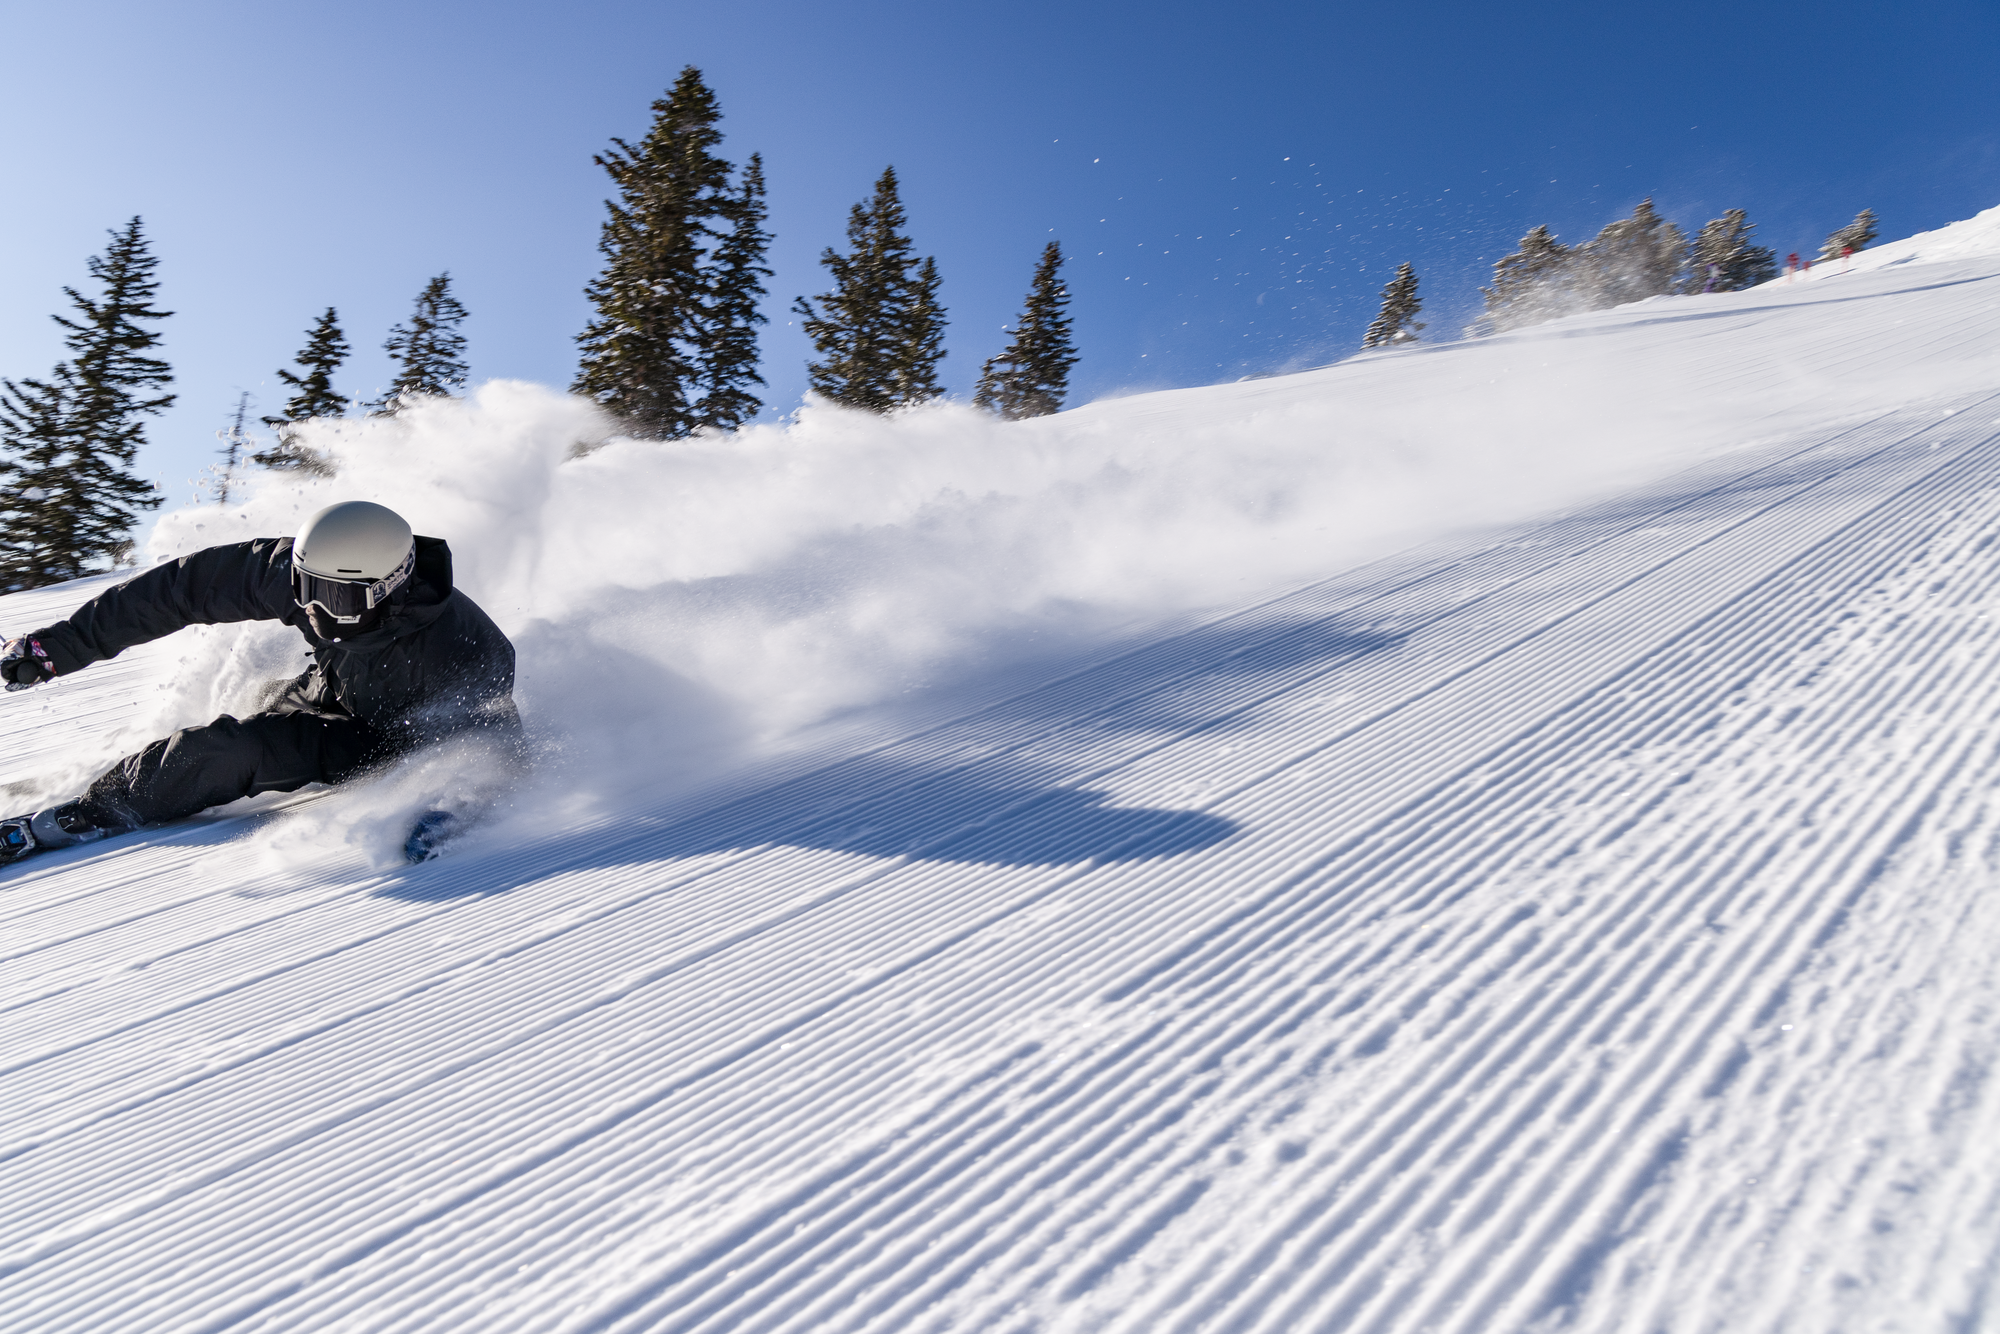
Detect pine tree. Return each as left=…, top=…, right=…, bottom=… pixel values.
left=0, top=377, right=76, bottom=588
left=574, top=67, right=770, bottom=439
left=256, top=307, right=347, bottom=474
left=1821, top=209, right=1880, bottom=261
left=1481, top=225, right=1575, bottom=332
left=1684, top=209, right=1777, bottom=292
left=0, top=217, right=170, bottom=589
left=1361, top=262, right=1426, bottom=348
left=699, top=152, right=773, bottom=433
left=794, top=166, right=949, bottom=411
left=1574, top=199, right=1687, bottom=308
left=1481, top=202, right=1688, bottom=334
left=896, top=256, right=949, bottom=404
left=975, top=242, right=1078, bottom=419
left=375, top=273, right=468, bottom=412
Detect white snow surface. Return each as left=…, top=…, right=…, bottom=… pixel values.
left=1786, top=201, right=2000, bottom=283
left=5, top=215, right=2000, bottom=1331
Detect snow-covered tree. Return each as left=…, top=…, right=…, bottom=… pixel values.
left=256, top=307, right=346, bottom=474
left=1362, top=262, right=1426, bottom=348
left=574, top=67, right=770, bottom=439
left=1821, top=209, right=1880, bottom=261
left=376, top=273, right=468, bottom=413
left=1481, top=226, right=1576, bottom=332
left=1574, top=199, right=1687, bottom=309
left=794, top=166, right=949, bottom=411
left=0, top=217, right=170, bottom=588
left=975, top=241, right=1078, bottom=419
left=1481, top=201, right=1689, bottom=334
left=1684, top=210, right=1777, bottom=292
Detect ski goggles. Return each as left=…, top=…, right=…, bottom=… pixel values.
left=291, top=545, right=415, bottom=621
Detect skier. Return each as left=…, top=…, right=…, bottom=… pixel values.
left=0, top=500, right=518, bottom=864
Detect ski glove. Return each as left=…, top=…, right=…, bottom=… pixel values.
left=1, top=636, right=54, bottom=691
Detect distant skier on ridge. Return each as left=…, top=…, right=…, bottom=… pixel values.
left=0, top=500, right=518, bottom=866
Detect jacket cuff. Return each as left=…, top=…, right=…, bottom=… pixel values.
left=27, top=622, right=93, bottom=677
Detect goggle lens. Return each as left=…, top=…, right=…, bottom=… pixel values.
left=292, top=546, right=415, bottom=622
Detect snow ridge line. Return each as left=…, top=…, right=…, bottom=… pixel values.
left=1096, top=400, right=1997, bottom=1003
left=1116, top=406, right=2000, bottom=1022
left=1144, top=426, right=2000, bottom=1328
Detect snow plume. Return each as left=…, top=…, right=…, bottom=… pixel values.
left=122, top=245, right=1997, bottom=851
left=141, top=381, right=1665, bottom=760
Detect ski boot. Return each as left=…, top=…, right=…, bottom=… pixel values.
left=1, top=800, right=123, bottom=866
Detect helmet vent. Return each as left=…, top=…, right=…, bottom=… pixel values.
left=337, top=568, right=364, bottom=574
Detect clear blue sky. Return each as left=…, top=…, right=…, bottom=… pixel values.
left=3, top=0, right=1995, bottom=512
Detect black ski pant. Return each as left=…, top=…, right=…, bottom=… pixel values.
left=85, top=710, right=380, bottom=827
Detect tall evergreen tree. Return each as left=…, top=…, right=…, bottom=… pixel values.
left=376, top=273, right=468, bottom=412
left=897, top=256, right=949, bottom=404
left=974, top=241, right=1078, bottom=419
left=0, top=217, right=170, bottom=588
left=1821, top=209, right=1880, bottom=261
left=1684, top=209, right=1777, bottom=292
left=0, top=377, right=76, bottom=588
left=574, top=67, right=770, bottom=439
left=1362, top=262, right=1426, bottom=348
left=1481, top=225, right=1575, bottom=332
left=256, top=307, right=347, bottom=474
left=794, top=166, right=949, bottom=412
left=699, top=152, right=773, bottom=433
left=1575, top=198, right=1688, bottom=308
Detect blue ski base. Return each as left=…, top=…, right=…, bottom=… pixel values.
left=405, top=810, right=461, bottom=864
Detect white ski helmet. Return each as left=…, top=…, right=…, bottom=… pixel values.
left=291, top=501, right=416, bottom=620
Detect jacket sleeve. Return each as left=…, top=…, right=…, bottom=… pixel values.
left=30, top=539, right=299, bottom=676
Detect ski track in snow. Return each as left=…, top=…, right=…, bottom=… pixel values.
left=5, top=255, right=2000, bottom=1331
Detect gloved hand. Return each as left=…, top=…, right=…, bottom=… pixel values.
left=1, top=636, right=54, bottom=692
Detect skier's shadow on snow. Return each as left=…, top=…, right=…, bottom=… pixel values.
left=707, top=775, right=1240, bottom=868
left=375, top=621, right=1422, bottom=901
left=381, top=771, right=1242, bottom=904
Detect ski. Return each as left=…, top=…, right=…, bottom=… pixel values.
left=404, top=809, right=463, bottom=864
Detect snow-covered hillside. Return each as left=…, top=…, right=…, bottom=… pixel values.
left=4, top=219, right=2000, bottom=1332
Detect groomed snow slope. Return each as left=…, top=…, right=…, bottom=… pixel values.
left=5, top=236, right=2000, bottom=1331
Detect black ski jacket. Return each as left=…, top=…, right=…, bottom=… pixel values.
left=30, top=536, right=518, bottom=749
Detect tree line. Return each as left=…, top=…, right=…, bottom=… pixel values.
left=0, top=60, right=1889, bottom=590
left=1359, top=204, right=1881, bottom=348
left=573, top=68, right=1076, bottom=436
left=0, top=67, right=1078, bottom=590
left=0, top=239, right=476, bottom=586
